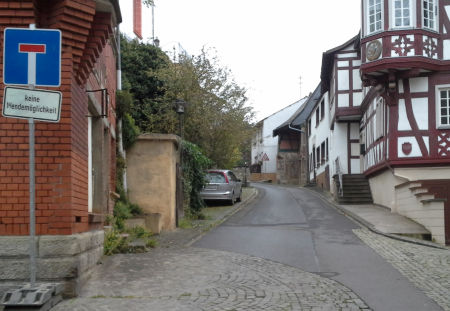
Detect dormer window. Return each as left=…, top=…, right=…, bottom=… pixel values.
left=368, top=0, right=383, bottom=34
left=393, top=0, right=411, bottom=28
left=423, top=0, right=437, bottom=31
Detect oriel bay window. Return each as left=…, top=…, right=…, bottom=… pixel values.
left=368, top=0, right=383, bottom=34
left=393, top=0, right=411, bottom=28
left=423, top=0, right=437, bottom=31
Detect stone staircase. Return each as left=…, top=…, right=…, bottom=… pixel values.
left=335, top=174, right=373, bottom=204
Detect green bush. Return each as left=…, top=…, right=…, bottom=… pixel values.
left=122, top=113, right=140, bottom=150
left=104, top=230, right=129, bottom=255
left=104, top=226, right=157, bottom=255
left=181, top=140, right=212, bottom=216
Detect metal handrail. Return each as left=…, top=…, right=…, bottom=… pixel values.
left=335, top=157, right=344, bottom=197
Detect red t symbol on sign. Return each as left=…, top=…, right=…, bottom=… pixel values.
left=18, top=43, right=47, bottom=86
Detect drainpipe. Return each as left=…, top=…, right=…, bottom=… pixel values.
left=116, top=24, right=128, bottom=192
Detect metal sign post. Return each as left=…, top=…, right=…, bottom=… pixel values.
left=28, top=117, right=36, bottom=286
left=27, top=24, right=37, bottom=288
left=1, top=24, right=64, bottom=310
left=2, top=24, right=61, bottom=287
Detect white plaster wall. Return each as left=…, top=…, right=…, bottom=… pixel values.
left=329, top=122, right=348, bottom=175
left=252, top=99, right=306, bottom=173
left=409, top=77, right=428, bottom=92
left=397, top=136, right=429, bottom=158
left=444, top=40, right=450, bottom=60
left=338, top=70, right=349, bottom=91
left=308, top=94, right=331, bottom=182
left=368, top=169, right=404, bottom=210
left=411, top=97, right=429, bottom=130
left=394, top=166, right=450, bottom=180
left=338, top=93, right=350, bottom=107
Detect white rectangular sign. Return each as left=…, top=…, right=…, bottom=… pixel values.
left=2, top=86, right=61, bottom=122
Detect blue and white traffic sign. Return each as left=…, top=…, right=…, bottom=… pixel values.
left=3, top=28, right=61, bottom=87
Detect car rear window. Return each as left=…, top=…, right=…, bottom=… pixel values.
left=206, top=172, right=226, bottom=183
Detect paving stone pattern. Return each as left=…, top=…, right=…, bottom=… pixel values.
left=52, top=247, right=370, bottom=311
left=354, top=228, right=450, bottom=311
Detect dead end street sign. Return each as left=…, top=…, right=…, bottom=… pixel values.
left=2, top=86, right=62, bottom=122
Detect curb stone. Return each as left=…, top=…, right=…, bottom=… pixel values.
left=302, top=186, right=447, bottom=250
left=185, top=187, right=259, bottom=247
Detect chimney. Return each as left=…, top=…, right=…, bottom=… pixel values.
left=133, top=0, right=143, bottom=39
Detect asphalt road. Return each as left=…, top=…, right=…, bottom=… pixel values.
left=194, top=183, right=442, bottom=311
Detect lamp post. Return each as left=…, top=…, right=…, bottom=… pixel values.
left=174, top=99, right=187, bottom=137
left=174, top=99, right=188, bottom=227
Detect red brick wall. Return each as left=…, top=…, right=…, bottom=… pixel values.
left=0, top=0, right=117, bottom=235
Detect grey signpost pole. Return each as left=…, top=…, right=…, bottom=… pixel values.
left=29, top=117, right=36, bottom=286
left=1, top=24, right=64, bottom=308
left=28, top=23, right=37, bottom=287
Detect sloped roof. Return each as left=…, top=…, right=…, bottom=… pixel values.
left=273, top=83, right=321, bottom=137
left=320, top=33, right=360, bottom=93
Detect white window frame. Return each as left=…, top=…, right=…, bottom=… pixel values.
left=367, top=0, right=384, bottom=35
left=436, top=84, right=450, bottom=129
left=392, top=0, right=412, bottom=28
left=423, top=0, right=438, bottom=31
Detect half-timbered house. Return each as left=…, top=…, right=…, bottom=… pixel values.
left=358, top=0, right=450, bottom=244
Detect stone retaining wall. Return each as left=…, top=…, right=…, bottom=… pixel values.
left=0, top=230, right=104, bottom=298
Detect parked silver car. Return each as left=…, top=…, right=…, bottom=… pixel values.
left=200, top=170, right=242, bottom=205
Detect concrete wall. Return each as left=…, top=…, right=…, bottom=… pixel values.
left=369, top=167, right=449, bottom=244
left=395, top=183, right=445, bottom=244
left=126, top=134, right=179, bottom=232
left=368, top=169, right=404, bottom=210
left=250, top=173, right=277, bottom=183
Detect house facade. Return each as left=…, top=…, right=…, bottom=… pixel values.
left=302, top=0, right=450, bottom=245
left=251, top=100, right=304, bottom=182
left=0, top=0, right=121, bottom=296
left=272, top=96, right=309, bottom=185
left=307, top=36, right=366, bottom=195
left=358, top=0, right=450, bottom=244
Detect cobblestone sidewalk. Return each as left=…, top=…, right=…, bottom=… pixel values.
left=354, top=228, right=450, bottom=310
left=154, top=187, right=258, bottom=248
left=52, top=247, right=370, bottom=311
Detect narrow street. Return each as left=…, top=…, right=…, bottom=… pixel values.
left=194, top=183, right=442, bottom=311
left=51, top=183, right=447, bottom=311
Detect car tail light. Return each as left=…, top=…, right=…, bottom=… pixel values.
left=223, top=173, right=229, bottom=184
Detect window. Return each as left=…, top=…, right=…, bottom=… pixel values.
left=423, top=0, right=437, bottom=30
left=393, top=0, right=411, bottom=28
left=320, top=142, right=325, bottom=165
left=316, top=146, right=321, bottom=167
left=320, top=99, right=325, bottom=120
left=437, top=87, right=450, bottom=128
left=375, top=97, right=385, bottom=139
left=326, top=138, right=329, bottom=161
left=308, top=119, right=312, bottom=136
left=368, top=0, right=383, bottom=33
left=315, top=108, right=320, bottom=127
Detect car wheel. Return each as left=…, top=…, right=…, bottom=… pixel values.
left=236, top=190, right=242, bottom=202
left=229, top=192, right=235, bottom=205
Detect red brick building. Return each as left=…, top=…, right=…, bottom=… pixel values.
left=0, top=0, right=121, bottom=296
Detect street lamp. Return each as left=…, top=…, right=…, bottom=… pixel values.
left=174, top=99, right=187, bottom=137
left=174, top=99, right=188, bottom=227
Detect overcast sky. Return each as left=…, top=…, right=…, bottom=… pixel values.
left=119, top=0, right=361, bottom=121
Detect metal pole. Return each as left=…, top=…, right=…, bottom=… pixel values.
left=29, top=118, right=36, bottom=286
left=27, top=22, right=37, bottom=288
